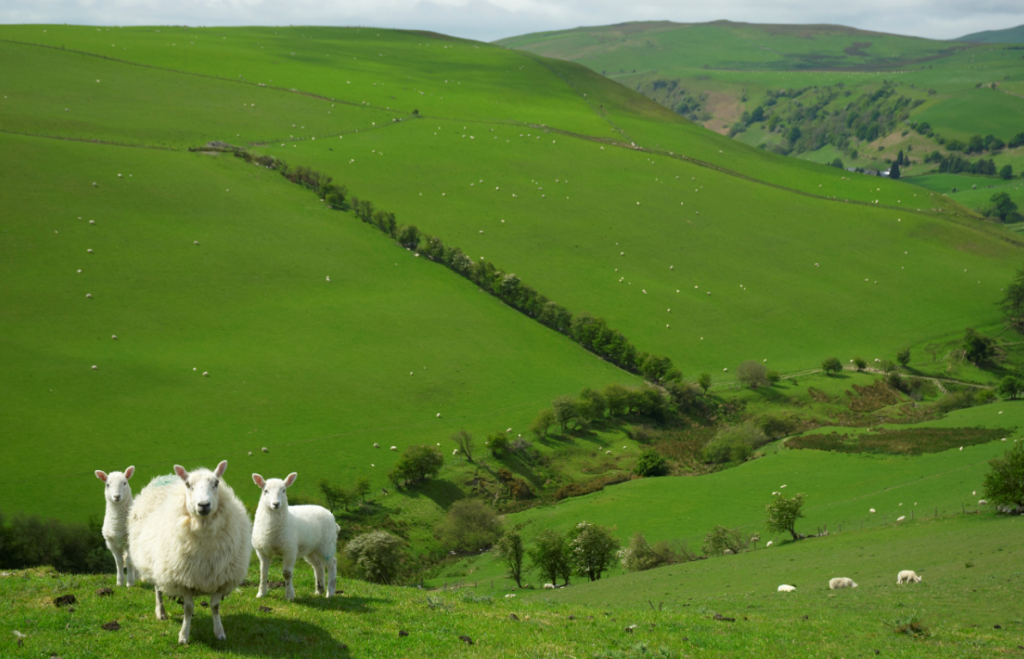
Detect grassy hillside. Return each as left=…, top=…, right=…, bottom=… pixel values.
left=957, top=24, right=1024, bottom=43
left=4, top=511, right=1022, bottom=657
left=498, top=21, right=1024, bottom=186
left=2, top=25, right=1024, bottom=529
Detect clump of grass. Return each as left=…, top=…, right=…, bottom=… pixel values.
left=892, top=613, right=929, bottom=637
left=461, top=592, right=493, bottom=604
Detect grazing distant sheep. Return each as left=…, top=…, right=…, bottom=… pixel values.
left=777, top=584, right=796, bottom=592
left=128, top=461, right=251, bottom=644
left=978, top=499, right=987, bottom=506
left=543, top=583, right=556, bottom=589
left=829, top=577, right=858, bottom=590
left=95, top=466, right=136, bottom=587
left=896, top=515, right=906, bottom=522
left=897, top=570, right=922, bottom=585
left=252, top=473, right=339, bottom=600
left=765, top=541, right=773, bottom=547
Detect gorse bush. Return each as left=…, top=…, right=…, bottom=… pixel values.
left=344, top=530, right=405, bottom=585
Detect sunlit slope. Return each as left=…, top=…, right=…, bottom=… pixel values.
left=497, top=21, right=962, bottom=72
left=0, top=132, right=637, bottom=522
left=1, top=24, right=966, bottom=209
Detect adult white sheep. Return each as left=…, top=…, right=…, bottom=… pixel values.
left=129, top=461, right=251, bottom=644
left=252, top=472, right=339, bottom=600
left=897, top=570, right=922, bottom=585
left=95, top=466, right=136, bottom=587
left=828, top=577, right=858, bottom=590
left=777, top=584, right=796, bottom=592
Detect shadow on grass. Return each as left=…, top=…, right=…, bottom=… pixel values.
left=182, top=612, right=352, bottom=656
left=409, top=478, right=465, bottom=509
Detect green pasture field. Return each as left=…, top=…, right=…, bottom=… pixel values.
left=431, top=400, right=1024, bottom=586
left=0, top=132, right=639, bottom=528
left=5, top=511, right=1023, bottom=659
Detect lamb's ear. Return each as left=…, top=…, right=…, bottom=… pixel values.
left=95, top=470, right=108, bottom=482
left=174, top=465, right=189, bottom=481
left=214, top=460, right=228, bottom=478
left=284, top=472, right=298, bottom=488
left=124, top=466, right=135, bottom=480
left=252, top=474, right=266, bottom=488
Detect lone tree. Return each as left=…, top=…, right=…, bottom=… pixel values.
left=493, top=528, right=526, bottom=588
left=528, top=529, right=571, bottom=586
left=737, top=360, right=769, bottom=388
left=998, top=376, right=1022, bottom=400
left=568, top=521, right=618, bottom=582
left=983, top=441, right=1024, bottom=512
left=889, top=161, right=901, bottom=180
left=344, top=531, right=405, bottom=584
left=896, top=348, right=911, bottom=369
left=1000, top=265, right=1024, bottom=332
left=450, top=429, right=475, bottom=462
left=698, top=372, right=713, bottom=396
left=963, top=328, right=996, bottom=364
left=387, top=445, right=443, bottom=488
left=822, top=357, right=843, bottom=376
left=765, top=493, right=806, bottom=541
left=853, top=357, right=867, bottom=371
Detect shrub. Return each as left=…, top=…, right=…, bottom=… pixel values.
left=552, top=395, right=581, bottom=433
left=766, top=370, right=781, bottom=385
left=935, top=390, right=976, bottom=413
left=634, top=448, right=668, bottom=477
left=568, top=521, right=619, bottom=581
left=975, top=388, right=998, bottom=405
left=344, top=530, right=404, bottom=584
left=758, top=414, right=795, bottom=439
left=737, top=360, right=768, bottom=388
left=530, top=408, right=555, bottom=439
left=998, top=376, right=1022, bottom=400
left=388, top=445, right=444, bottom=488
left=702, top=525, right=746, bottom=556
left=450, top=429, right=475, bottom=462
left=436, top=499, right=503, bottom=553
left=529, top=529, right=571, bottom=586
left=854, top=357, right=867, bottom=371
left=983, top=440, right=1024, bottom=510
left=618, top=532, right=658, bottom=572
left=488, top=431, right=510, bottom=457
left=0, top=512, right=113, bottom=574
left=765, top=493, right=806, bottom=541
left=822, top=356, right=843, bottom=375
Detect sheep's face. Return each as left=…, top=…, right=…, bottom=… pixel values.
left=253, top=473, right=297, bottom=511
left=96, top=466, right=134, bottom=504
left=175, top=461, right=228, bottom=518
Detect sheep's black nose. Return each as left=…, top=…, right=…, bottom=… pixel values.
left=112, top=495, right=121, bottom=502
left=198, top=502, right=211, bottom=515
left=272, top=502, right=280, bottom=509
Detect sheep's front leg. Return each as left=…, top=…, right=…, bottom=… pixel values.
left=327, top=556, right=337, bottom=598
left=256, top=548, right=271, bottom=598
left=178, top=594, right=194, bottom=645
left=155, top=589, right=168, bottom=620
left=283, top=551, right=297, bottom=601
left=109, top=542, right=125, bottom=587
left=210, top=593, right=225, bottom=640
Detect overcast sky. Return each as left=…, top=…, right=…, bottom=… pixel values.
left=2, top=0, right=1022, bottom=43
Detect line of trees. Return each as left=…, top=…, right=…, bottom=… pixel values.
left=231, top=148, right=681, bottom=382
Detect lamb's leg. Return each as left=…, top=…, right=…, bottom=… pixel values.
left=155, top=589, right=168, bottom=620
left=310, top=556, right=326, bottom=597
left=283, top=551, right=297, bottom=601
left=327, top=556, right=337, bottom=598
left=178, top=594, right=194, bottom=645
left=124, top=551, right=135, bottom=587
left=256, top=548, right=271, bottom=598
left=210, top=593, right=225, bottom=641
left=109, top=542, right=125, bottom=587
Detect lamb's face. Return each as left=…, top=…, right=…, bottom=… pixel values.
left=96, top=466, right=134, bottom=504
left=253, top=472, right=298, bottom=512
left=175, top=461, right=228, bottom=518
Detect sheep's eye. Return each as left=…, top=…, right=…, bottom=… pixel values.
left=213, top=480, right=219, bottom=488
left=105, top=483, right=109, bottom=488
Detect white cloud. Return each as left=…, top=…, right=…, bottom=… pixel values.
left=0, top=0, right=1020, bottom=41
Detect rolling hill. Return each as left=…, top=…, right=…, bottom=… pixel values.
left=2, top=25, right=1023, bottom=528
left=957, top=24, right=1024, bottom=43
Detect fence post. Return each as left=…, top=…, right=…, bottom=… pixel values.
left=962, top=502, right=966, bottom=514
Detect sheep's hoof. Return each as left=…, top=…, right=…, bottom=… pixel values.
left=178, top=636, right=189, bottom=645
left=156, top=611, right=168, bottom=621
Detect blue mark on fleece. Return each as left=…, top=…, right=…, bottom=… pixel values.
left=150, top=474, right=179, bottom=487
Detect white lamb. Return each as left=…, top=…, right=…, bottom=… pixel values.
left=129, top=461, right=251, bottom=644
left=777, top=584, right=796, bottom=592
left=252, top=473, right=339, bottom=600
left=95, top=466, right=136, bottom=587
left=829, top=577, right=858, bottom=590
left=896, top=570, right=922, bottom=584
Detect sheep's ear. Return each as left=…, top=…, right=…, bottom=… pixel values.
left=95, top=470, right=108, bottom=482
left=174, top=465, right=189, bottom=481
left=252, top=474, right=265, bottom=488
left=124, top=466, right=135, bottom=480
left=214, top=460, right=228, bottom=478
left=284, top=472, right=297, bottom=488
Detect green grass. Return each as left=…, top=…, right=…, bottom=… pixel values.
left=905, top=172, right=1024, bottom=214
left=4, top=512, right=1022, bottom=657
